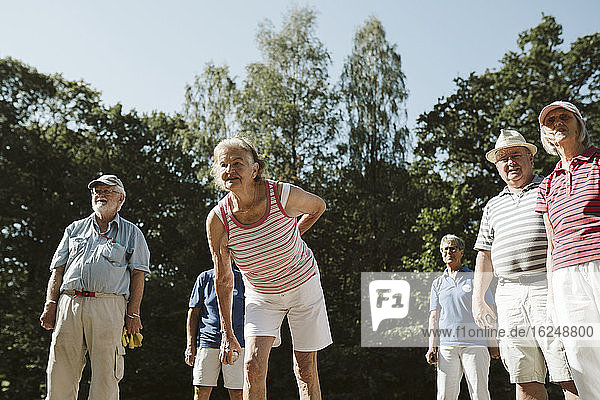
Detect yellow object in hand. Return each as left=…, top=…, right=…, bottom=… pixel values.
left=121, top=327, right=143, bottom=349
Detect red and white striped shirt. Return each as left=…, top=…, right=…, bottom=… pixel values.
left=535, top=146, right=600, bottom=270
left=217, top=179, right=317, bottom=294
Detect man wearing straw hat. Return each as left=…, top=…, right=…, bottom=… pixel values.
left=471, top=130, right=577, bottom=399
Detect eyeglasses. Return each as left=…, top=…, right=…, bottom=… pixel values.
left=91, top=188, right=120, bottom=196
left=440, top=246, right=459, bottom=253
left=544, top=112, right=572, bottom=127
left=495, top=153, right=524, bottom=164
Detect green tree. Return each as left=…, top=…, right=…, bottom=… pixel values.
left=340, top=16, right=409, bottom=182
left=182, top=63, right=238, bottom=185
left=0, top=57, right=212, bottom=399
left=237, top=6, right=338, bottom=183
left=416, top=15, right=600, bottom=194
left=411, top=15, right=600, bottom=261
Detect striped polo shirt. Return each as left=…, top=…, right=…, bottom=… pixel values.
left=475, top=175, right=548, bottom=278
left=217, top=179, right=317, bottom=294
left=535, top=146, right=600, bottom=271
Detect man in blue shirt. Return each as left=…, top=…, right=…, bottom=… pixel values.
left=426, top=234, right=499, bottom=400
left=185, top=268, right=245, bottom=400
left=39, top=174, right=150, bottom=400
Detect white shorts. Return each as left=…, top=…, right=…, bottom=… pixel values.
left=495, top=279, right=572, bottom=384
left=192, top=347, right=244, bottom=389
left=553, top=261, right=600, bottom=399
left=244, top=273, right=333, bottom=352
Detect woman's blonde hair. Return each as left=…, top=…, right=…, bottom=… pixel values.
left=210, top=136, right=267, bottom=190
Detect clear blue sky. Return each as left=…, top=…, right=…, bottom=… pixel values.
left=2, top=1, right=599, bottom=129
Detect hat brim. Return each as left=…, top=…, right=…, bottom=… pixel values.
left=486, top=144, right=537, bottom=163
left=538, top=102, right=584, bottom=129
left=88, top=179, right=113, bottom=189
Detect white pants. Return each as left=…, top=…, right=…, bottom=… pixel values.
left=553, top=261, right=600, bottom=400
left=437, top=346, right=490, bottom=400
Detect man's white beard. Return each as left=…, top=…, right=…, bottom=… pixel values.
left=93, top=202, right=111, bottom=215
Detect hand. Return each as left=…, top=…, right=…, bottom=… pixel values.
left=40, top=303, right=57, bottom=330
left=184, top=344, right=196, bottom=366
left=488, top=346, right=500, bottom=359
left=125, top=313, right=143, bottom=335
left=425, top=347, right=438, bottom=365
left=472, top=299, right=496, bottom=329
left=220, top=331, right=242, bottom=365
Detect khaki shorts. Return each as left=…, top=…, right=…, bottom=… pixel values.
left=495, top=279, right=572, bottom=384
left=244, top=273, right=333, bottom=352
left=192, top=347, right=244, bottom=389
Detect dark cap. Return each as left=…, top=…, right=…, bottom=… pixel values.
left=87, top=174, right=125, bottom=191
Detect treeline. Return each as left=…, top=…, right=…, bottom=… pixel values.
left=1, top=7, right=599, bottom=399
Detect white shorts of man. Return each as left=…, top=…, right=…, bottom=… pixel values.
left=193, top=347, right=245, bottom=400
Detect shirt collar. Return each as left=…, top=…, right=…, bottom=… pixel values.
left=443, top=265, right=471, bottom=276
left=554, top=145, right=598, bottom=171
left=90, top=212, right=121, bottom=230
left=499, top=174, right=543, bottom=196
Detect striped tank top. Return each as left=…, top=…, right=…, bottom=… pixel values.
left=217, top=179, right=317, bottom=294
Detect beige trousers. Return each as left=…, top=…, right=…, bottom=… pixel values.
left=46, top=293, right=126, bottom=400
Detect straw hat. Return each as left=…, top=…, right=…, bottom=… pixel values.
left=485, top=129, right=537, bottom=163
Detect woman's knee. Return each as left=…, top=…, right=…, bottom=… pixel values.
left=293, top=352, right=318, bottom=383
left=244, top=354, right=268, bottom=383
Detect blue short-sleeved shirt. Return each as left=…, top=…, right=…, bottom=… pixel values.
left=189, top=269, right=245, bottom=349
left=51, top=213, right=150, bottom=296
left=430, top=266, right=495, bottom=346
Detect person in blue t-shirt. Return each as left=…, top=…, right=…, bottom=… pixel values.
left=185, top=268, right=245, bottom=400
left=426, top=234, right=499, bottom=400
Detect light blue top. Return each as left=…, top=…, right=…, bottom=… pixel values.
left=51, top=213, right=150, bottom=296
left=430, top=266, right=494, bottom=346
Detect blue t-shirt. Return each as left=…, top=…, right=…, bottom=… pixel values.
left=189, top=269, right=245, bottom=349
left=430, top=266, right=495, bottom=346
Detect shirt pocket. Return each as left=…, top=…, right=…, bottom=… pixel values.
left=68, top=237, right=87, bottom=261
left=101, top=242, right=127, bottom=266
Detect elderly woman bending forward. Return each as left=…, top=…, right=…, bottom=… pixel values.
left=535, top=101, right=600, bottom=398
left=206, top=136, right=332, bottom=400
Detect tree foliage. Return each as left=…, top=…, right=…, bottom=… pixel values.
left=236, top=6, right=338, bottom=183
left=340, top=16, right=409, bottom=181
left=182, top=63, right=238, bottom=184
left=412, top=15, right=600, bottom=272
left=1, top=11, right=599, bottom=400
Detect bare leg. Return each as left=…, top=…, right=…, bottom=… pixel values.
left=194, top=386, right=212, bottom=400
left=243, top=336, right=275, bottom=400
left=228, top=388, right=243, bottom=400
left=516, top=382, right=548, bottom=400
left=293, top=351, right=321, bottom=400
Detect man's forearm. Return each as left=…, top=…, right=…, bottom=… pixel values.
left=474, top=250, right=493, bottom=301
left=127, top=269, right=145, bottom=315
left=46, top=265, right=64, bottom=303
left=186, top=309, right=199, bottom=347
